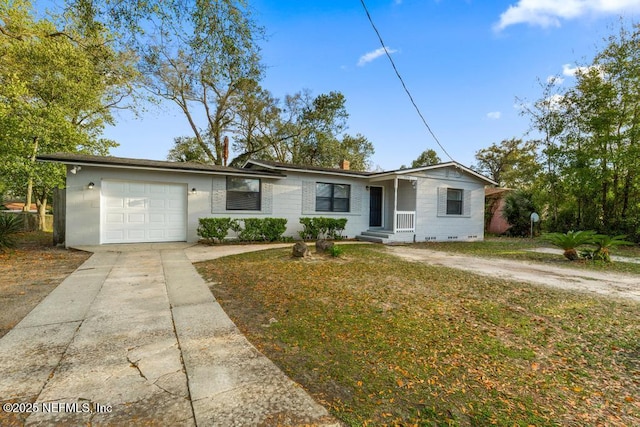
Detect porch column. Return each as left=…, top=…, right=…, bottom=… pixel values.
left=393, top=177, right=398, bottom=233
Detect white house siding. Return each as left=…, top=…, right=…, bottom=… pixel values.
left=203, top=171, right=369, bottom=240
left=60, top=160, right=489, bottom=246
left=412, top=168, right=485, bottom=242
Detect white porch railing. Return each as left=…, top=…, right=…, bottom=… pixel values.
left=395, top=211, right=415, bottom=232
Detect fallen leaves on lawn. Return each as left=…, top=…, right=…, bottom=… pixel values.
left=196, top=245, right=640, bottom=426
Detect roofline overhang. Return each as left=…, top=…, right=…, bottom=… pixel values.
left=368, top=161, right=497, bottom=185
left=243, top=159, right=371, bottom=179
left=37, top=155, right=285, bottom=180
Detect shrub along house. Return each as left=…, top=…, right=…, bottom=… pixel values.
left=37, top=153, right=496, bottom=247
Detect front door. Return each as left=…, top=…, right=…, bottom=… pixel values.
left=369, top=186, right=383, bottom=227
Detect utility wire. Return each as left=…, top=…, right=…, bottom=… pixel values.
left=359, top=0, right=456, bottom=163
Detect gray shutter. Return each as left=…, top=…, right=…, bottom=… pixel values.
left=437, top=187, right=447, bottom=216
left=262, top=181, right=273, bottom=214
left=351, top=185, right=361, bottom=214
left=463, top=189, right=471, bottom=216
left=211, top=178, right=226, bottom=213
left=302, top=181, right=315, bottom=214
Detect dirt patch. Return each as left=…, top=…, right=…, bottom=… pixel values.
left=0, top=232, right=91, bottom=337
left=386, top=246, right=640, bottom=302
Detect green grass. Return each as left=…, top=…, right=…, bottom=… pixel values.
left=197, top=245, right=640, bottom=426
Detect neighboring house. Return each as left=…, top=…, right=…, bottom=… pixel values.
left=37, top=153, right=497, bottom=247
left=485, top=187, right=512, bottom=235
left=1, top=202, right=37, bottom=212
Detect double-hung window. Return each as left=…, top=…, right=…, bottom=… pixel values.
left=446, top=188, right=463, bottom=215
left=226, top=177, right=261, bottom=210
left=316, top=183, right=350, bottom=212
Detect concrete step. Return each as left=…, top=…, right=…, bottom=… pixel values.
left=360, top=230, right=394, bottom=238
left=355, top=234, right=385, bottom=243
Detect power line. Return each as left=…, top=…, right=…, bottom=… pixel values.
left=359, top=0, right=456, bottom=163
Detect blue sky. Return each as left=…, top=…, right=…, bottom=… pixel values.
left=102, top=0, right=640, bottom=170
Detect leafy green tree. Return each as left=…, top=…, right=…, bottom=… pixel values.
left=167, top=136, right=210, bottom=163
left=70, top=0, right=265, bottom=166
left=400, top=149, right=441, bottom=169
left=522, top=22, right=640, bottom=241
left=474, top=138, right=540, bottom=188
left=518, top=79, right=567, bottom=229
left=234, top=90, right=374, bottom=170
left=0, top=0, right=138, bottom=229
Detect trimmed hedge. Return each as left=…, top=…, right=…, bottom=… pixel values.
left=197, top=218, right=240, bottom=244
left=238, top=218, right=287, bottom=242
left=299, top=217, right=347, bottom=240
left=198, top=217, right=288, bottom=243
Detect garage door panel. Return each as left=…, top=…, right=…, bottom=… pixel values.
left=127, top=229, right=146, bottom=240
left=104, top=230, right=124, bottom=241
left=127, top=198, right=147, bottom=209
left=149, top=186, right=166, bottom=194
left=105, top=198, right=124, bottom=208
left=101, top=180, right=187, bottom=244
left=106, top=213, right=125, bottom=224
left=148, top=199, right=166, bottom=209
left=127, top=213, right=146, bottom=223
left=149, top=213, right=166, bottom=223
left=127, top=183, right=146, bottom=194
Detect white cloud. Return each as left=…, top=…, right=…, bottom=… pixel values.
left=357, top=46, right=397, bottom=66
left=562, top=63, right=606, bottom=78
left=543, top=93, right=565, bottom=111
left=494, top=0, right=640, bottom=31
left=547, top=75, right=565, bottom=85
left=487, top=111, right=502, bottom=120
left=562, top=63, right=588, bottom=76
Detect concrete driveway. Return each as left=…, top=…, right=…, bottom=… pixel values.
left=0, top=243, right=338, bottom=426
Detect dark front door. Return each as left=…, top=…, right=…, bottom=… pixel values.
left=369, top=186, right=383, bottom=227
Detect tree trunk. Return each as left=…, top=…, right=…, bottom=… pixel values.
left=35, top=194, right=48, bottom=232
left=23, top=136, right=39, bottom=213
left=23, top=178, right=33, bottom=213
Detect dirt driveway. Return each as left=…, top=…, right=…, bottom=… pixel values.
left=386, top=246, right=640, bottom=302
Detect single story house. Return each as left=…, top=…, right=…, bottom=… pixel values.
left=37, top=153, right=497, bottom=246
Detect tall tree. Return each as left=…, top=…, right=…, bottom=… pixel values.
left=233, top=89, right=375, bottom=170
left=70, top=0, right=265, bottom=166
left=473, top=138, right=540, bottom=188
left=522, top=21, right=640, bottom=238
left=0, top=0, right=138, bottom=228
left=519, top=78, right=571, bottom=229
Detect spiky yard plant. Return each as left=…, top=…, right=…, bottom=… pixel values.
left=543, top=230, right=598, bottom=261
left=592, top=234, right=634, bottom=262
left=0, top=213, right=23, bottom=251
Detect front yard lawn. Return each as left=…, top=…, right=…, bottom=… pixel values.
left=196, top=244, right=639, bottom=426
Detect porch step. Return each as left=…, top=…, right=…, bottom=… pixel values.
left=356, top=230, right=394, bottom=243
left=361, top=230, right=394, bottom=238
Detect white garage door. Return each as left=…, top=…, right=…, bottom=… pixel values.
left=101, top=180, right=187, bottom=244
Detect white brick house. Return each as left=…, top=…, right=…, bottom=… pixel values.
left=38, top=153, right=496, bottom=246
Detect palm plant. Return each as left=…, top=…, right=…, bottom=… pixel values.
left=0, top=214, right=23, bottom=251
left=543, top=230, right=598, bottom=261
left=591, top=234, right=634, bottom=262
